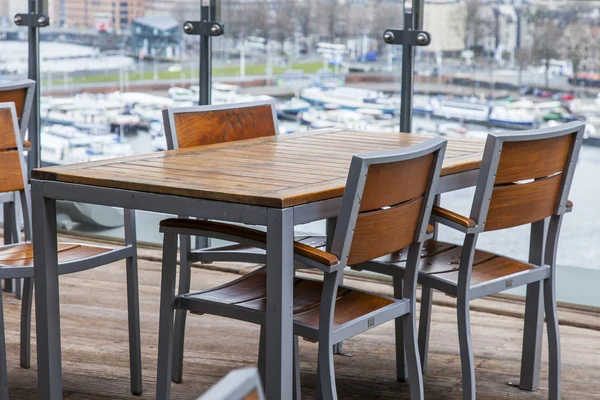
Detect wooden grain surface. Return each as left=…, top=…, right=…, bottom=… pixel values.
left=0, top=151, right=24, bottom=193
left=172, top=104, right=276, bottom=149
left=0, top=108, right=18, bottom=151
left=33, top=129, right=485, bottom=208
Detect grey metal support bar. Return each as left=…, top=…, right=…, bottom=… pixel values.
left=14, top=0, right=49, bottom=173
left=383, top=0, right=430, bottom=133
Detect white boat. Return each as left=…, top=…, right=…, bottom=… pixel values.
left=431, top=98, right=490, bottom=122
left=299, top=108, right=395, bottom=131
left=277, top=98, right=311, bottom=117
left=300, top=87, right=397, bottom=114
left=488, top=105, right=536, bottom=128
left=168, top=87, right=196, bottom=102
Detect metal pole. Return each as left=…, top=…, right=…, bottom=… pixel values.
left=27, top=0, right=44, bottom=172
left=198, top=2, right=212, bottom=105
left=399, top=0, right=415, bottom=133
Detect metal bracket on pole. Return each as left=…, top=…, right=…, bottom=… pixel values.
left=13, top=13, right=50, bottom=28
left=383, top=29, right=431, bottom=47
left=183, top=21, right=224, bottom=37
left=383, top=0, right=430, bottom=133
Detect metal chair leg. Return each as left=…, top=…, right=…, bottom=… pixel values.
left=394, top=276, right=407, bottom=382
left=19, top=277, right=33, bottom=369
left=316, top=271, right=340, bottom=400
left=418, top=286, right=433, bottom=374
left=0, top=293, right=9, bottom=399
left=126, top=254, right=143, bottom=395
left=457, top=296, right=476, bottom=400
left=156, top=233, right=179, bottom=400
left=171, top=234, right=191, bottom=384
left=544, top=277, right=561, bottom=400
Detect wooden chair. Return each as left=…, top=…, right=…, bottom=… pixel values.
left=196, top=368, right=265, bottom=400
left=0, top=80, right=35, bottom=141
left=0, top=80, right=35, bottom=297
left=155, top=137, right=447, bottom=400
left=162, top=101, right=327, bottom=384
left=357, top=122, right=585, bottom=399
left=0, top=102, right=143, bottom=397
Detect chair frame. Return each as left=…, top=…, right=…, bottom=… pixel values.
left=162, top=100, right=280, bottom=151
left=0, top=102, right=143, bottom=397
left=155, top=137, right=447, bottom=400
left=196, top=367, right=265, bottom=400
left=0, top=80, right=35, bottom=297
left=358, top=121, right=585, bottom=400
left=0, top=80, right=36, bottom=140
left=162, top=100, right=284, bottom=384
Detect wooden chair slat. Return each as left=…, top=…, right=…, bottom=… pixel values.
left=0, top=150, right=24, bottom=193
left=0, top=108, right=18, bottom=150
left=0, top=243, right=112, bottom=267
left=495, top=133, right=574, bottom=184
left=485, top=173, right=562, bottom=232
left=431, top=255, right=534, bottom=286
left=293, top=289, right=395, bottom=328
left=0, top=88, right=26, bottom=122
left=173, top=105, right=276, bottom=149
left=243, top=389, right=260, bottom=400
left=348, top=196, right=423, bottom=265
left=360, top=152, right=433, bottom=212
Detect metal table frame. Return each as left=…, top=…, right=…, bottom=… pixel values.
left=31, top=165, right=545, bottom=399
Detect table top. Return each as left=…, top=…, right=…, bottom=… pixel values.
left=32, top=129, right=485, bottom=208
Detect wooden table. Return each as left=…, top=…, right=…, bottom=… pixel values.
left=31, top=129, right=489, bottom=399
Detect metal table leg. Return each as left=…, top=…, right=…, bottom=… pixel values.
left=32, top=184, right=63, bottom=400
left=265, top=208, right=294, bottom=399
left=519, top=219, right=548, bottom=391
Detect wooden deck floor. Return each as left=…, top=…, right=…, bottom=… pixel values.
left=2, top=241, right=599, bottom=399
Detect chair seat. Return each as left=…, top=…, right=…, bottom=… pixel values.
left=370, top=240, right=537, bottom=286
left=0, top=242, right=112, bottom=268
left=177, top=269, right=401, bottom=333
left=191, top=236, right=328, bottom=264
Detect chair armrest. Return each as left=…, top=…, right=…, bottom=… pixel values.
left=566, top=199, right=573, bottom=213
left=159, top=219, right=340, bottom=271
left=23, top=140, right=32, bottom=150
left=430, top=206, right=477, bottom=233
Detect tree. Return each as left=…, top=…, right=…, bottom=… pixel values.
left=558, top=23, right=596, bottom=78
left=461, top=0, right=494, bottom=53
left=530, top=16, right=562, bottom=88
left=515, top=47, right=532, bottom=88
left=293, top=2, right=314, bottom=37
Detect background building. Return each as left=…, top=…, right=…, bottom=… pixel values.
left=48, top=0, right=145, bottom=32
left=131, top=15, right=182, bottom=59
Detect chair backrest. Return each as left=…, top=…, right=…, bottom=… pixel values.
left=470, top=121, right=585, bottom=232
left=0, top=102, right=32, bottom=240
left=331, top=137, right=447, bottom=266
left=197, top=368, right=265, bottom=400
left=162, top=100, right=279, bottom=150
left=0, top=80, right=36, bottom=139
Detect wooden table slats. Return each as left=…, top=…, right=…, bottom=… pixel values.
left=33, top=129, right=485, bottom=208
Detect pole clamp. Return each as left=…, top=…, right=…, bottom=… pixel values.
left=183, top=21, right=224, bottom=37
left=383, top=29, right=431, bottom=46
left=14, top=13, right=50, bottom=28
